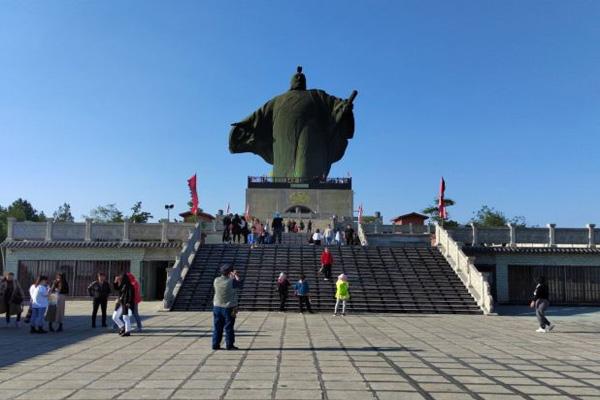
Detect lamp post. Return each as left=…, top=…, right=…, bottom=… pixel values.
left=165, top=204, right=174, bottom=222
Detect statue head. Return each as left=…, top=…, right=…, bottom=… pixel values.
left=290, top=66, right=306, bottom=91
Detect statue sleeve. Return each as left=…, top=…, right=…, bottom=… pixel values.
left=228, top=100, right=275, bottom=164
left=318, top=91, right=355, bottom=164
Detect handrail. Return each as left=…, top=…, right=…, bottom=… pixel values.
left=162, top=222, right=203, bottom=310
left=357, top=223, right=369, bottom=246
left=436, top=224, right=494, bottom=315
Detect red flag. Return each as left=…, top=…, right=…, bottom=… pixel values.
left=438, top=177, right=446, bottom=220
left=244, top=203, right=250, bottom=220
left=358, top=203, right=364, bottom=224
left=187, top=174, right=198, bottom=215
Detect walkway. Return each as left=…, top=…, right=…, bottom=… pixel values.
left=1, top=302, right=599, bottom=399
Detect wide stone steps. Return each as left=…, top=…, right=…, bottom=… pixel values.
left=171, top=241, right=482, bottom=314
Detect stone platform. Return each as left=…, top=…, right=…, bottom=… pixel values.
left=1, top=302, right=600, bottom=399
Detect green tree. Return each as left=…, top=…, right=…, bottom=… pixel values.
left=0, top=205, right=7, bottom=243
left=422, top=198, right=459, bottom=227
left=129, top=201, right=153, bottom=223
left=6, top=198, right=46, bottom=222
left=85, top=204, right=124, bottom=223
left=53, top=203, right=75, bottom=222
left=470, top=205, right=526, bottom=227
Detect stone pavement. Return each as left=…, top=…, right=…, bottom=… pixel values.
left=1, top=302, right=600, bottom=400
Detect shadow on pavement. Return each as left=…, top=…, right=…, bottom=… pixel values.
left=0, top=314, right=154, bottom=370
left=496, top=305, right=600, bottom=317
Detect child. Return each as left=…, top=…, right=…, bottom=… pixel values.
left=294, top=274, right=313, bottom=313
left=320, top=247, right=333, bottom=281
left=333, top=274, right=350, bottom=316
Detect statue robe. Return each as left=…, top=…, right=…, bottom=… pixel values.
left=229, top=89, right=354, bottom=178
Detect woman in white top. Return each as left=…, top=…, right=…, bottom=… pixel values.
left=312, top=229, right=323, bottom=246
left=29, top=275, right=49, bottom=334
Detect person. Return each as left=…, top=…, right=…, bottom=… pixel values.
left=294, top=274, right=313, bottom=313
left=276, top=272, right=291, bottom=312
left=312, top=229, right=323, bottom=246
left=88, top=272, right=111, bottom=328
left=272, top=212, right=284, bottom=244
left=0, top=272, right=24, bottom=327
left=112, top=273, right=135, bottom=337
left=248, top=226, right=256, bottom=247
left=334, top=229, right=343, bottom=246
left=334, top=274, right=350, bottom=316
left=530, top=276, right=554, bottom=333
left=222, top=213, right=232, bottom=243
left=307, top=220, right=312, bottom=234
left=344, top=225, right=355, bottom=246
left=324, top=225, right=333, bottom=245
left=299, top=220, right=305, bottom=232
left=240, top=216, right=249, bottom=244
left=320, top=247, right=333, bottom=281
left=46, top=273, right=69, bottom=332
left=29, top=275, right=49, bottom=334
left=212, top=263, right=241, bottom=350
left=127, top=272, right=143, bottom=332
left=232, top=214, right=242, bottom=243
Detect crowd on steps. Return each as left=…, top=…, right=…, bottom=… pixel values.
left=220, top=212, right=361, bottom=246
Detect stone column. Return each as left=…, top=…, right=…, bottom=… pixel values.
left=507, top=223, right=516, bottom=247
left=85, top=218, right=92, bottom=241
left=547, top=223, right=556, bottom=247
left=162, top=221, right=169, bottom=243
left=123, top=220, right=130, bottom=243
left=470, top=223, right=478, bottom=246
left=6, top=217, right=16, bottom=241
left=45, top=220, right=53, bottom=241
left=587, top=224, right=596, bottom=248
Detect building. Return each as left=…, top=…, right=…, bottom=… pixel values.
left=391, top=212, right=429, bottom=226
left=0, top=218, right=199, bottom=300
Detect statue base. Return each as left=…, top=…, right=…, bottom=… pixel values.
left=245, top=177, right=354, bottom=228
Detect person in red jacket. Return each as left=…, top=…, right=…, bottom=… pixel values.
left=320, top=247, right=333, bottom=281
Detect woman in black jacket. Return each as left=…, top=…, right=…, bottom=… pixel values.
left=530, top=276, right=554, bottom=333
left=111, top=273, right=134, bottom=336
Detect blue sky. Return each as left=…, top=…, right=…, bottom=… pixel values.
left=1, top=1, right=599, bottom=226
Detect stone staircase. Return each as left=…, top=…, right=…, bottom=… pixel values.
left=171, top=234, right=482, bottom=314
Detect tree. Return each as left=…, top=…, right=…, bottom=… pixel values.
left=0, top=205, right=7, bottom=243
left=53, top=203, right=75, bottom=222
left=86, top=204, right=124, bottom=223
left=129, top=201, right=153, bottom=223
left=422, top=197, right=459, bottom=227
left=470, top=205, right=526, bottom=227
left=6, top=198, right=46, bottom=222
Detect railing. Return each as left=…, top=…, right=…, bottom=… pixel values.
left=247, top=176, right=352, bottom=189
left=436, top=224, right=494, bottom=315
left=163, top=222, right=204, bottom=310
left=361, top=223, right=432, bottom=235
left=5, top=218, right=195, bottom=243
left=448, top=223, right=597, bottom=248
left=357, top=223, right=368, bottom=246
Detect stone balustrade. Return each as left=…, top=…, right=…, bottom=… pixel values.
left=449, top=223, right=597, bottom=248
left=361, top=223, right=432, bottom=235
left=436, top=224, right=494, bottom=315
left=5, top=218, right=196, bottom=243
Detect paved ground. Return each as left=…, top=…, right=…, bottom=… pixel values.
left=1, top=302, right=600, bottom=400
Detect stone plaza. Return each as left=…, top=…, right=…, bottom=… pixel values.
left=1, top=301, right=599, bottom=400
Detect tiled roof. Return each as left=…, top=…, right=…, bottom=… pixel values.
left=0, top=240, right=182, bottom=249
left=464, top=246, right=600, bottom=255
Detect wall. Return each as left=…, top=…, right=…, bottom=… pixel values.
left=246, top=187, right=353, bottom=224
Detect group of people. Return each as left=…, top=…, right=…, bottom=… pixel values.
left=309, top=224, right=358, bottom=246
left=0, top=271, right=143, bottom=336
left=0, top=272, right=69, bottom=333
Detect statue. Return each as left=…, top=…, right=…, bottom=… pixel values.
left=229, top=66, right=356, bottom=178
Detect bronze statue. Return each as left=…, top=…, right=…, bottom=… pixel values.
left=229, top=67, right=356, bottom=178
